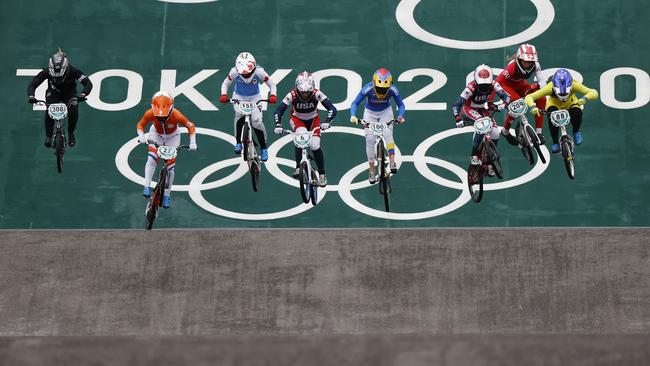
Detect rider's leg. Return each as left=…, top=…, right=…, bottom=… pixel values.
left=162, top=133, right=181, bottom=199
left=251, top=105, right=267, bottom=149
left=143, top=130, right=163, bottom=195
left=568, top=106, right=583, bottom=144
left=43, top=113, right=54, bottom=147
left=309, top=136, right=325, bottom=174
left=546, top=106, right=560, bottom=144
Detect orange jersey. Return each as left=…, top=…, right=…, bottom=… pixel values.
left=136, top=108, right=196, bottom=135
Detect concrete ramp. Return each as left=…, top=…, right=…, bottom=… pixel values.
left=1, top=228, right=648, bottom=336
left=1, top=334, right=649, bottom=366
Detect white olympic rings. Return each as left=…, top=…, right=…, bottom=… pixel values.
left=395, top=0, right=555, bottom=50
left=115, top=126, right=551, bottom=221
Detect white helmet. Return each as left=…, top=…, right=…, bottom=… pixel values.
left=474, top=64, right=493, bottom=92
left=295, top=71, right=315, bottom=101
left=235, top=52, right=256, bottom=77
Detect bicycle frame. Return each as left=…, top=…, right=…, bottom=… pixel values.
left=284, top=127, right=319, bottom=204
left=507, top=98, right=538, bottom=147
left=361, top=119, right=395, bottom=174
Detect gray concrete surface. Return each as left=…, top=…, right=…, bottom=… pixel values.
left=1, top=228, right=648, bottom=336
left=1, top=334, right=649, bottom=366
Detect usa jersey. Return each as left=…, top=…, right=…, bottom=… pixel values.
left=283, top=89, right=328, bottom=120
left=452, top=81, right=510, bottom=119
left=220, top=66, right=277, bottom=97
left=350, top=82, right=405, bottom=117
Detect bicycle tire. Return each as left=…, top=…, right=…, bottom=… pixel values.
left=145, top=168, right=167, bottom=230
left=242, top=125, right=250, bottom=161
left=299, top=161, right=309, bottom=204
left=378, top=144, right=390, bottom=212
left=561, top=136, right=575, bottom=179
left=485, top=140, right=503, bottom=179
left=250, top=160, right=260, bottom=192
left=55, top=132, right=64, bottom=173
left=145, top=201, right=156, bottom=230
left=525, top=124, right=547, bottom=164
left=467, top=164, right=483, bottom=203
left=309, top=170, right=318, bottom=206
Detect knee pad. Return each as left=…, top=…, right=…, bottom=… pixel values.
left=310, top=136, right=321, bottom=151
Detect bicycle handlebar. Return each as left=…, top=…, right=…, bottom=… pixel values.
left=360, top=119, right=397, bottom=126
left=229, top=99, right=269, bottom=105
left=146, top=139, right=190, bottom=150
left=33, top=97, right=80, bottom=107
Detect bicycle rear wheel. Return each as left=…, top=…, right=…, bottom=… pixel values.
left=299, top=161, right=310, bottom=204
left=561, top=136, right=575, bottom=179
left=54, top=132, right=65, bottom=173
left=467, top=165, right=483, bottom=203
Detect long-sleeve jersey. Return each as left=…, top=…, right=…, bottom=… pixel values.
left=274, top=89, right=337, bottom=124
left=220, top=66, right=277, bottom=97
left=525, top=80, right=599, bottom=110
left=136, top=108, right=197, bottom=138
left=452, top=81, right=510, bottom=119
left=495, top=60, right=547, bottom=89
left=350, top=83, right=405, bottom=117
left=27, top=66, right=93, bottom=97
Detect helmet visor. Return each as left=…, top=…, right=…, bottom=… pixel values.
left=519, top=60, right=534, bottom=72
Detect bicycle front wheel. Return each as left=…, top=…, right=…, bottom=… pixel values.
left=467, top=165, right=483, bottom=203
left=561, top=136, right=575, bottom=179
left=485, top=141, right=503, bottom=179
left=54, top=132, right=65, bottom=173
left=309, top=170, right=318, bottom=206
left=250, top=160, right=260, bottom=192
left=299, top=161, right=310, bottom=204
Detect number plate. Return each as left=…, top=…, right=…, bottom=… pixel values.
left=550, top=110, right=571, bottom=127
left=237, top=101, right=256, bottom=114
left=293, top=132, right=312, bottom=148
left=473, top=117, right=493, bottom=135
left=369, top=122, right=388, bottom=136
left=507, top=98, right=528, bottom=117
left=47, top=103, right=68, bottom=120
left=157, top=145, right=178, bottom=160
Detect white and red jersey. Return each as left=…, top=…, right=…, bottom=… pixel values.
left=451, top=81, right=509, bottom=120
left=495, top=60, right=546, bottom=88
left=282, top=89, right=329, bottom=120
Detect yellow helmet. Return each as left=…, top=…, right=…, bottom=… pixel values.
left=372, top=68, right=392, bottom=98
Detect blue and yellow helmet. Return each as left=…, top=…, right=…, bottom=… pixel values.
left=372, top=68, right=392, bottom=98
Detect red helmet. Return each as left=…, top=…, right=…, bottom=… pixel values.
left=515, top=43, right=538, bottom=74
left=474, top=64, right=493, bottom=92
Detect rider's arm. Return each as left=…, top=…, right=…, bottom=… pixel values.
left=391, top=86, right=406, bottom=118
left=533, top=62, right=547, bottom=88
left=494, top=82, right=510, bottom=104
left=136, top=110, right=153, bottom=140
left=27, top=68, right=48, bottom=96
left=256, top=67, right=277, bottom=96
left=572, top=81, right=599, bottom=101
left=316, top=90, right=337, bottom=122
left=220, top=67, right=238, bottom=95
left=350, top=88, right=366, bottom=117
left=273, top=93, right=292, bottom=125
left=70, top=66, right=93, bottom=96
left=524, top=83, right=552, bottom=107
left=172, top=109, right=197, bottom=145
left=452, top=84, right=473, bottom=120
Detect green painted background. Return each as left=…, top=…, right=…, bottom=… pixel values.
left=1, top=0, right=648, bottom=228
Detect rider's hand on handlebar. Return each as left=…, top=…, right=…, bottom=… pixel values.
left=219, top=94, right=229, bottom=104
left=320, top=122, right=331, bottom=131
left=268, top=95, right=277, bottom=104
left=350, top=116, right=359, bottom=125
left=397, top=116, right=405, bottom=124
left=577, top=98, right=587, bottom=106
left=455, top=120, right=464, bottom=128
left=189, top=143, right=198, bottom=151
left=28, top=96, right=37, bottom=104
left=274, top=124, right=284, bottom=135
left=531, top=107, right=541, bottom=117
left=138, top=135, right=148, bottom=144
left=77, top=93, right=87, bottom=102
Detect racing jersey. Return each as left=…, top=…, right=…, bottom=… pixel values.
left=452, top=81, right=510, bottom=119
left=495, top=60, right=547, bottom=88
left=524, top=81, right=599, bottom=110
left=274, top=89, right=337, bottom=123
left=220, top=66, right=277, bottom=97
left=137, top=108, right=197, bottom=136
left=27, top=66, right=93, bottom=97
left=350, top=83, right=405, bottom=117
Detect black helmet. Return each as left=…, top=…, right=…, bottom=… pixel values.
left=48, top=50, right=69, bottom=82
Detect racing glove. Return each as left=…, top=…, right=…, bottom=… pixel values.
left=219, top=94, right=229, bottom=104
left=350, top=116, right=359, bottom=125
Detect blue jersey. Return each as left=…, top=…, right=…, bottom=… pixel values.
left=221, top=66, right=277, bottom=98
left=350, top=82, right=405, bottom=117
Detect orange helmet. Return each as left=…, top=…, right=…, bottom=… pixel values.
left=151, top=91, right=174, bottom=122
